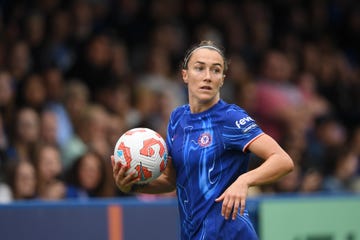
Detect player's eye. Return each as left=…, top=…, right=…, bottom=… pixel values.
left=211, top=68, right=222, bottom=74
left=194, top=66, right=204, bottom=71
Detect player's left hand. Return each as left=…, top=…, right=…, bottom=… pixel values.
left=111, top=155, right=139, bottom=193
left=215, top=177, right=249, bottom=220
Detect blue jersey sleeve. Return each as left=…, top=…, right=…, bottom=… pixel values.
left=222, top=106, right=264, bottom=152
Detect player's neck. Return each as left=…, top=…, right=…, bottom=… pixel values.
left=189, top=97, right=220, bottom=113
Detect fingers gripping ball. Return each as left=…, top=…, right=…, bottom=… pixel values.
left=114, top=128, right=168, bottom=183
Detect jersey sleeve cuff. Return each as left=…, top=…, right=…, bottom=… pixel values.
left=242, top=133, right=265, bottom=152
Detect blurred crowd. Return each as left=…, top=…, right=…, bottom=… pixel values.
left=0, top=0, right=359, bottom=203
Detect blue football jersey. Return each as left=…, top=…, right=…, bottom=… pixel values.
left=166, top=100, right=263, bottom=240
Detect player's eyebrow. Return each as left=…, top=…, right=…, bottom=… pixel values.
left=193, top=61, right=223, bottom=68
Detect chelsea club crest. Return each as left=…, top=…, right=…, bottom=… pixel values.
left=198, top=132, right=212, bottom=147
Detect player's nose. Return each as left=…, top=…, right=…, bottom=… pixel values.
left=203, top=69, right=211, bottom=82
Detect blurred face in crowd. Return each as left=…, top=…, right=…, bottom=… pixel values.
left=64, top=81, right=89, bottom=124
left=15, top=161, right=37, bottom=199
left=10, top=41, right=31, bottom=77
left=40, top=111, right=58, bottom=144
left=263, top=51, right=293, bottom=82
left=78, top=152, right=102, bottom=191
left=16, top=108, right=40, bottom=144
left=43, top=68, right=64, bottom=102
left=0, top=71, right=14, bottom=106
left=23, top=74, right=47, bottom=108
left=87, top=35, right=111, bottom=66
left=336, top=151, right=358, bottom=181
left=37, top=145, right=62, bottom=182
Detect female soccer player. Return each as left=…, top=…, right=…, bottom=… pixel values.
left=112, top=40, right=294, bottom=239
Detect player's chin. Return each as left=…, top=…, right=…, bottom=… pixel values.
left=199, top=94, right=219, bottom=104
left=197, top=91, right=216, bottom=99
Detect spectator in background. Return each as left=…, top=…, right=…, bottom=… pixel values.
left=0, top=180, right=12, bottom=203
left=106, top=114, right=127, bottom=149
left=222, top=54, right=254, bottom=105
left=349, top=126, right=360, bottom=192
left=75, top=104, right=111, bottom=159
left=0, top=0, right=359, bottom=198
left=296, top=72, right=331, bottom=126
left=7, top=41, right=32, bottom=84
left=6, top=107, right=40, bottom=163
left=0, top=114, right=8, bottom=180
left=24, top=11, right=46, bottom=72
left=5, top=161, right=37, bottom=201
left=301, top=35, right=360, bottom=132
left=254, top=50, right=311, bottom=144
left=44, top=9, right=74, bottom=72
left=95, top=82, right=140, bottom=130
left=322, top=146, right=359, bottom=193
left=61, top=80, right=90, bottom=170
left=70, top=0, right=95, bottom=49
left=0, top=41, right=5, bottom=68
left=39, top=110, right=58, bottom=145
left=133, top=85, right=171, bottom=137
left=65, top=150, right=115, bottom=199
left=63, top=80, right=90, bottom=134
left=349, top=127, right=360, bottom=161
left=303, top=114, right=347, bottom=172
left=0, top=71, right=15, bottom=178
left=111, top=40, right=132, bottom=83
left=138, top=44, right=186, bottom=111
left=299, top=168, right=324, bottom=193
left=33, top=143, right=65, bottom=200
left=66, top=33, right=116, bottom=102
left=16, top=73, right=47, bottom=112
left=0, top=70, right=16, bottom=132
left=134, top=43, right=187, bottom=136
left=42, top=67, right=74, bottom=148
left=273, top=164, right=301, bottom=193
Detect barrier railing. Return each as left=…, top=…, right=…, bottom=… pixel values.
left=0, top=194, right=359, bottom=240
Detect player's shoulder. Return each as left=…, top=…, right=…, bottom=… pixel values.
left=220, top=101, right=263, bottom=137
left=170, top=104, right=189, bottom=120
left=220, top=101, right=251, bottom=121
left=218, top=101, right=258, bottom=128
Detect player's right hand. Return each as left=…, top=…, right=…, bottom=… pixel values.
left=111, top=155, right=139, bottom=193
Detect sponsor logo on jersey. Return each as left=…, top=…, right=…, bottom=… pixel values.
left=198, top=132, right=212, bottom=147
left=235, top=116, right=254, bottom=128
left=242, top=123, right=258, bottom=133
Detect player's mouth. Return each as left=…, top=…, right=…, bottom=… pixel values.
left=200, top=86, right=212, bottom=91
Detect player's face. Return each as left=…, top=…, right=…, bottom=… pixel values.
left=182, top=48, right=225, bottom=112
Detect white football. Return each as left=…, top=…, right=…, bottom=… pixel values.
left=113, top=128, right=168, bottom=183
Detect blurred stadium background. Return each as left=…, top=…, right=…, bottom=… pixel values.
left=0, top=0, right=359, bottom=239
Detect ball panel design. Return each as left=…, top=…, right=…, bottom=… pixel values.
left=114, top=128, right=168, bottom=183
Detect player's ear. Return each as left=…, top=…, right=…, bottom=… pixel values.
left=182, top=69, right=188, bottom=84
left=220, top=74, right=225, bottom=87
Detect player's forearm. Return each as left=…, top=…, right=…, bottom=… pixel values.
left=241, top=152, right=294, bottom=187
left=131, top=174, right=176, bottom=194
left=243, top=134, right=294, bottom=187
left=129, top=156, right=177, bottom=194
